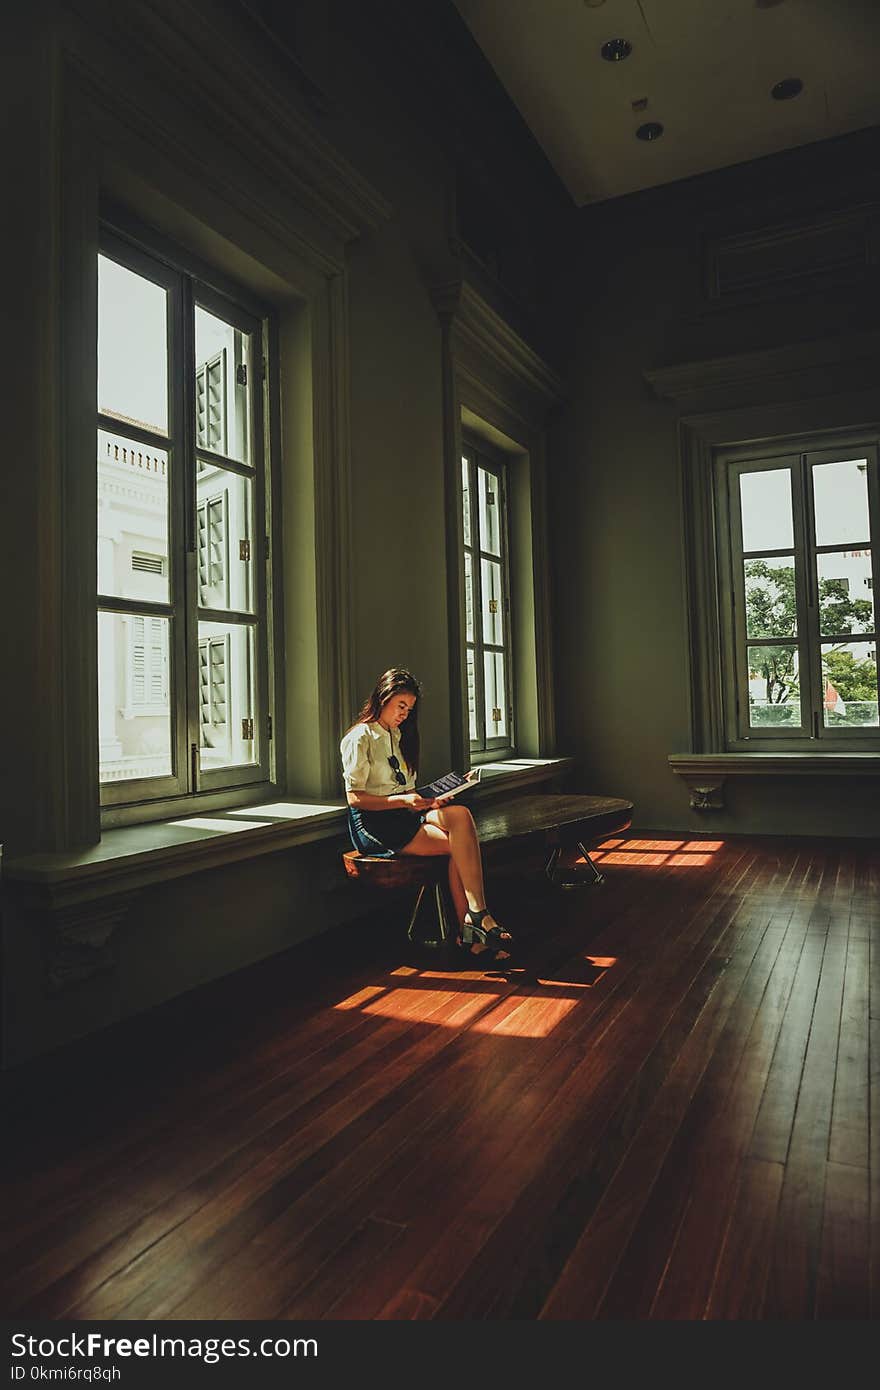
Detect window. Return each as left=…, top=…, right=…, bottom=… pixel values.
left=461, top=443, right=514, bottom=754
left=717, top=437, right=879, bottom=749
left=97, top=232, right=272, bottom=805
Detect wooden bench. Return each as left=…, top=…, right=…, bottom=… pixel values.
left=342, top=792, right=633, bottom=948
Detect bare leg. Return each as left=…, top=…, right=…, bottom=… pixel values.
left=399, top=810, right=511, bottom=955
left=447, top=855, right=467, bottom=924
left=426, top=805, right=511, bottom=956
left=398, top=821, right=473, bottom=919
left=425, top=805, right=487, bottom=912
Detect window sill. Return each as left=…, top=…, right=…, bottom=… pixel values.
left=669, top=751, right=880, bottom=809
left=470, top=756, right=574, bottom=799
left=4, top=757, right=574, bottom=906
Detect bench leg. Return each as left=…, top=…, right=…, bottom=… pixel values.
left=544, top=842, right=606, bottom=887
left=544, top=846, right=562, bottom=884
left=574, top=841, right=605, bottom=885
left=406, top=886, right=428, bottom=942
left=407, top=881, right=457, bottom=948
left=434, top=882, right=457, bottom=946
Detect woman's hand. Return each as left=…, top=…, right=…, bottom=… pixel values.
left=394, top=792, right=437, bottom=811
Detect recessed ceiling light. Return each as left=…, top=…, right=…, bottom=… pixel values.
left=636, top=122, right=664, bottom=142
left=771, top=77, right=803, bottom=100
left=601, top=38, right=632, bottom=62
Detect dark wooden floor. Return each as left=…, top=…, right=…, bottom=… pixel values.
left=2, top=832, right=878, bottom=1320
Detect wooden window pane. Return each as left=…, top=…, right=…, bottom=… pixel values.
left=97, top=430, right=169, bottom=604
left=196, top=469, right=254, bottom=613
left=464, top=551, right=474, bottom=643
left=198, top=620, right=257, bottom=770
left=194, top=306, right=251, bottom=465
left=478, top=467, right=501, bottom=556
left=461, top=455, right=471, bottom=547
left=98, top=611, right=172, bottom=782
left=812, top=457, right=870, bottom=547
left=98, top=255, right=168, bottom=436
left=196, top=351, right=226, bottom=454
left=820, top=641, right=878, bottom=728
left=483, top=649, right=506, bottom=740
left=739, top=468, right=793, bottom=552
left=466, top=648, right=478, bottom=743
left=817, top=550, right=875, bottom=636
left=743, top=557, right=797, bottom=639
left=481, top=558, right=504, bottom=644
left=746, top=645, right=801, bottom=728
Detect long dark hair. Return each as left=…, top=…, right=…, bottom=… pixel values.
left=350, top=667, right=421, bottom=774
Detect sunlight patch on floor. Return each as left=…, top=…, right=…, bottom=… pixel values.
left=587, top=838, right=725, bottom=869
left=592, top=850, right=669, bottom=866
left=471, top=996, right=580, bottom=1036
left=356, top=988, right=498, bottom=1026
left=332, top=956, right=615, bottom=1034
left=335, top=984, right=389, bottom=1010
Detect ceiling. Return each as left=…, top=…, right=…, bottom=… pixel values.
left=452, top=0, right=880, bottom=205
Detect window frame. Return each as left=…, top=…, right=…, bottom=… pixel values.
left=461, top=437, right=515, bottom=758
left=97, top=226, right=274, bottom=811
left=715, top=430, right=880, bottom=752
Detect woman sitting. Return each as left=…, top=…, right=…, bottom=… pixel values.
left=340, top=667, right=513, bottom=964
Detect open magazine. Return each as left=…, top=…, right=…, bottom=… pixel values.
left=416, top=767, right=482, bottom=801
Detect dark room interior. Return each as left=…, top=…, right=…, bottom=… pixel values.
left=1, top=0, right=878, bottom=1329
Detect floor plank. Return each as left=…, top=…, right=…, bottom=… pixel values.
left=2, top=833, right=877, bottom=1321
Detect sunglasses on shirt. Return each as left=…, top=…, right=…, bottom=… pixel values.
left=388, top=754, right=406, bottom=786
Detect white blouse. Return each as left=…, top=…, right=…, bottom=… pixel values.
left=340, top=721, right=417, bottom=797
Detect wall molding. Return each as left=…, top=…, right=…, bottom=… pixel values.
left=704, top=202, right=878, bottom=305
left=435, top=281, right=565, bottom=417
left=313, top=273, right=356, bottom=795
left=645, top=329, right=880, bottom=415
left=62, top=0, right=391, bottom=256
left=669, top=752, right=880, bottom=810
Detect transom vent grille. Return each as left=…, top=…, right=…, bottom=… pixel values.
left=131, top=552, right=165, bottom=575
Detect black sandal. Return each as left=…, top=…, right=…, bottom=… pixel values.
left=458, top=908, right=514, bottom=961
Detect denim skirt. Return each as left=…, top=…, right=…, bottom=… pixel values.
left=347, top=806, right=425, bottom=857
